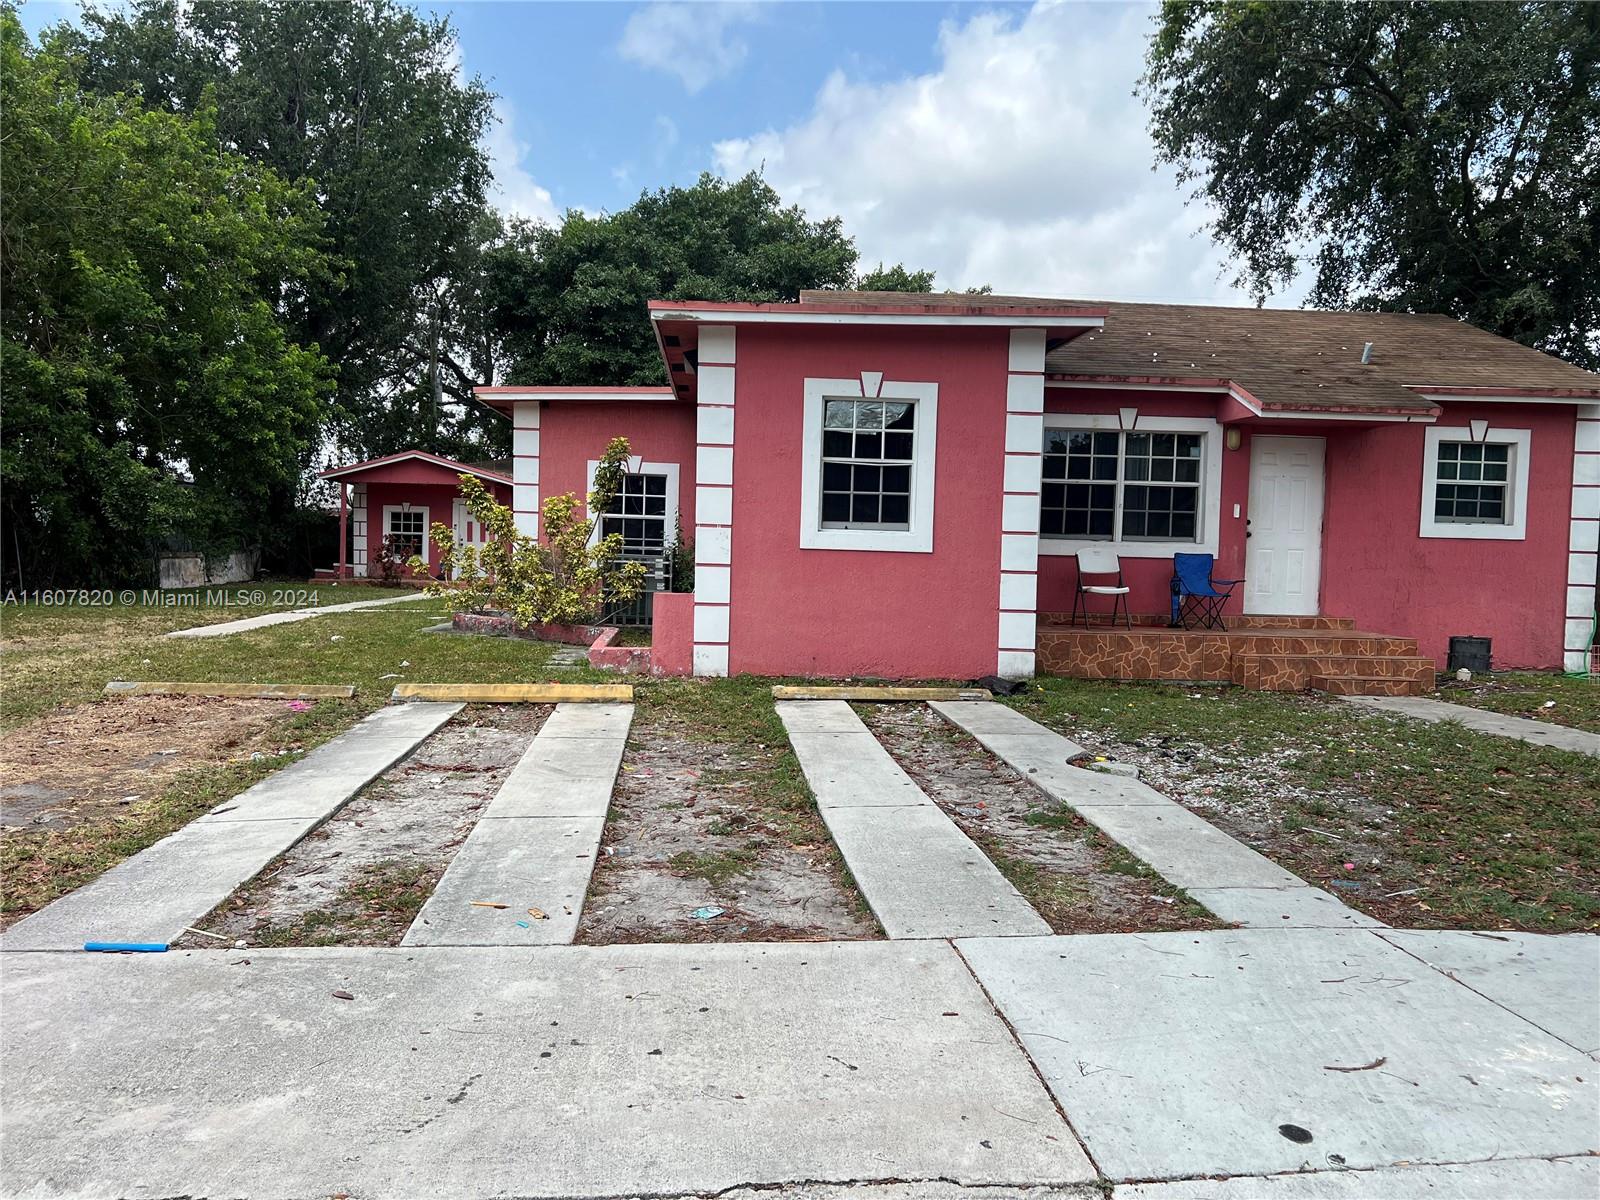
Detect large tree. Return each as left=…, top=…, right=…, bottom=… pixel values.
left=1143, top=1, right=1600, bottom=367
left=59, top=0, right=501, bottom=451
left=1, top=12, right=334, bottom=587
left=487, top=173, right=940, bottom=386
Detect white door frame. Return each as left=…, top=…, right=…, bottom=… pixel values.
left=1244, top=435, right=1326, bottom=616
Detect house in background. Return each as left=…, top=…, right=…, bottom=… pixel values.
left=474, top=291, right=1600, bottom=690
left=317, top=450, right=511, bottom=579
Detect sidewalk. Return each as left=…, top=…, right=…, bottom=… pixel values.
left=166, top=591, right=434, bottom=639
left=2, top=927, right=1593, bottom=1198
left=1341, top=694, right=1600, bottom=757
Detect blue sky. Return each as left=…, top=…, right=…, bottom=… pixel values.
left=18, top=0, right=1300, bottom=305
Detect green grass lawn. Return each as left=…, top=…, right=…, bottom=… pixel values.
left=1432, top=671, right=1600, bottom=734
left=1004, top=679, right=1600, bottom=933
left=0, top=584, right=424, bottom=729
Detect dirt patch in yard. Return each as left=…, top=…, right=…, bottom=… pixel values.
left=1006, top=681, right=1600, bottom=933
left=577, top=683, right=877, bottom=945
left=174, top=704, right=548, bottom=948
left=1, top=695, right=298, bottom=832
left=861, top=704, right=1217, bottom=934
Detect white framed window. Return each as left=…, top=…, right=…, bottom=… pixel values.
left=585, top=459, right=680, bottom=558
left=1038, top=415, right=1220, bottom=557
left=382, top=505, right=428, bottom=558
left=800, top=377, right=938, bottom=552
left=1420, top=426, right=1530, bottom=540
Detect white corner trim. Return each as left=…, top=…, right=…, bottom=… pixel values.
left=799, top=376, right=939, bottom=553
left=1037, top=413, right=1223, bottom=558
left=1419, top=425, right=1531, bottom=540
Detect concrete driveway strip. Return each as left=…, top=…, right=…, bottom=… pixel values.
left=165, top=590, right=434, bottom=639
left=402, top=702, right=631, bottom=945
left=777, top=701, right=1049, bottom=939
left=933, top=702, right=1374, bottom=929
left=0, top=703, right=461, bottom=951
left=0, top=941, right=1094, bottom=1199
left=959, top=928, right=1600, bottom=1182
left=1116, top=1156, right=1599, bottom=1199
left=1376, top=929, right=1600, bottom=1059
left=1340, top=694, right=1600, bottom=757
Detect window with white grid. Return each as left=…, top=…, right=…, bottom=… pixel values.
left=600, top=472, right=669, bottom=557
left=384, top=508, right=426, bottom=558
left=1420, top=427, right=1530, bottom=540
left=820, top=398, right=916, bottom=529
left=1042, top=429, right=1204, bottom=542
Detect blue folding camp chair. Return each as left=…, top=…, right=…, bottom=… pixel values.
left=1170, top=553, right=1243, bottom=630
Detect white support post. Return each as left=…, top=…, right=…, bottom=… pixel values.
left=997, top=329, right=1046, bottom=678
left=1567, top=404, right=1600, bottom=673
left=693, top=326, right=736, bottom=677
left=513, top=401, right=541, bottom=539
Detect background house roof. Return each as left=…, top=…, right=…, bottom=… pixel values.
left=318, top=449, right=511, bottom=484
left=803, top=291, right=1600, bottom=413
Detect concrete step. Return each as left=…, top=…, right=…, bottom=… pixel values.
left=1310, top=673, right=1428, bottom=697
left=1232, top=653, right=1435, bottom=692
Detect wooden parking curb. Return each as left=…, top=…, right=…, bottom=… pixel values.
left=770, top=685, right=992, bottom=702
left=390, top=683, right=634, bottom=703
left=104, top=681, right=356, bottom=700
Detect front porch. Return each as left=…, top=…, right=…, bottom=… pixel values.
left=1035, top=613, right=1434, bottom=695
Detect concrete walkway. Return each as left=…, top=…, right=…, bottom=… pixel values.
left=403, top=703, right=632, bottom=946
left=1341, top=693, right=1600, bottom=757
left=776, top=701, right=1049, bottom=939
left=0, top=703, right=461, bottom=950
left=959, top=927, right=1599, bottom=1185
left=0, top=941, right=1093, bottom=1198
left=2, top=928, right=1593, bottom=1198
left=166, top=591, right=434, bottom=639
left=932, top=702, right=1378, bottom=930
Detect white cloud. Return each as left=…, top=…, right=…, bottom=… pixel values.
left=619, top=1, right=761, bottom=94
left=483, top=100, right=559, bottom=225
left=713, top=2, right=1304, bottom=305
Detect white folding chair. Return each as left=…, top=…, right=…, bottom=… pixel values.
left=1072, top=547, right=1132, bottom=628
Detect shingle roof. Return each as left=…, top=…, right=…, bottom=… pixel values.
left=801, top=291, right=1600, bottom=413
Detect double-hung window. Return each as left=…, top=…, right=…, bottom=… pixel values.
left=1041, top=428, right=1206, bottom=544
left=384, top=508, right=426, bottom=558
left=1419, top=426, right=1530, bottom=540
left=800, top=377, right=938, bottom=553
left=601, top=472, right=669, bottom=557
left=820, top=398, right=915, bottom=529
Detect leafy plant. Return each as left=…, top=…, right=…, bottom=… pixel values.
left=665, top=515, right=695, bottom=594
left=417, top=437, right=648, bottom=627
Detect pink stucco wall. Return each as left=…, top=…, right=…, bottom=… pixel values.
left=1034, top=389, right=1574, bottom=668
left=1320, top=402, right=1574, bottom=669
left=1036, top=387, right=1252, bottom=617
left=361, top=477, right=511, bottom=574
left=536, top=401, right=698, bottom=532
left=725, top=324, right=1012, bottom=678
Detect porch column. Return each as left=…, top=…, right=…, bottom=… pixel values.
left=997, top=328, right=1046, bottom=678
left=337, top=483, right=348, bottom=578
left=692, top=325, right=736, bottom=677
left=512, top=401, right=541, bottom=538
left=1568, top=403, right=1600, bottom=673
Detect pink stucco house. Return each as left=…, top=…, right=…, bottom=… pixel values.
left=471, top=291, right=1599, bottom=691
left=319, top=450, right=512, bottom=579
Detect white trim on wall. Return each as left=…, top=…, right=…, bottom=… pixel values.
left=998, top=329, right=1045, bottom=678
left=1037, top=413, right=1223, bottom=558
left=350, top=482, right=369, bottom=578
left=1418, top=425, right=1531, bottom=541
left=693, top=325, right=736, bottom=677
left=1567, top=406, right=1600, bottom=672
left=512, top=401, right=541, bottom=539
left=799, top=376, right=939, bottom=553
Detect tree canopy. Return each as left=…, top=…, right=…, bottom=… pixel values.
left=486, top=173, right=943, bottom=386
left=1, top=11, right=334, bottom=587
left=58, top=0, right=502, bottom=453
left=1143, top=1, right=1600, bottom=367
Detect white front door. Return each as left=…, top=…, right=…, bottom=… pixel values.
left=1244, top=436, right=1325, bottom=616
left=451, top=499, right=489, bottom=560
